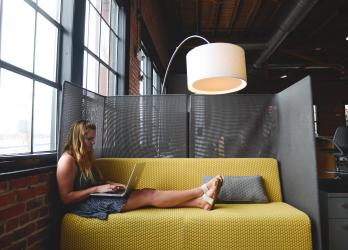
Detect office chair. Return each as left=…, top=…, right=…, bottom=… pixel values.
left=332, top=126, right=348, bottom=179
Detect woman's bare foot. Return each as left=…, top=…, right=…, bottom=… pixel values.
left=201, top=175, right=224, bottom=194
left=200, top=177, right=222, bottom=210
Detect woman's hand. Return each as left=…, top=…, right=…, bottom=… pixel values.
left=95, top=183, right=126, bottom=193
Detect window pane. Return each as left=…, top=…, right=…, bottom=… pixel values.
left=84, top=2, right=90, bottom=47
left=33, top=82, right=57, bottom=152
left=99, top=64, right=108, bottom=96
left=110, top=32, right=118, bottom=70
left=0, top=0, right=35, bottom=72
left=0, top=69, right=33, bottom=154
left=101, top=0, right=111, bottom=24
left=35, top=13, right=58, bottom=82
left=88, top=6, right=100, bottom=56
left=86, top=54, right=99, bottom=92
left=90, top=0, right=101, bottom=12
left=37, top=0, right=61, bottom=22
left=100, top=19, right=110, bottom=64
left=83, top=51, right=88, bottom=89
left=108, top=71, right=117, bottom=96
left=110, top=0, right=119, bottom=34
left=152, top=69, right=157, bottom=94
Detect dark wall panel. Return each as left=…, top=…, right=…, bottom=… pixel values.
left=276, top=76, right=322, bottom=250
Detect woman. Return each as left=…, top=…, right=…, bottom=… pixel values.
left=57, top=120, right=223, bottom=219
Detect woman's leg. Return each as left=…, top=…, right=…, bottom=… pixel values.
left=121, top=176, right=222, bottom=212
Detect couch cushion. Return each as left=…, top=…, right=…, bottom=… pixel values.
left=61, top=202, right=312, bottom=250
left=96, top=158, right=282, bottom=202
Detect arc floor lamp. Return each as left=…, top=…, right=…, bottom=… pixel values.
left=161, top=35, right=247, bottom=95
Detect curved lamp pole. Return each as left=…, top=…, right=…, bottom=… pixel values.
left=160, top=35, right=210, bottom=94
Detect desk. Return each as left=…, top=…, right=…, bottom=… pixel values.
left=320, top=180, right=348, bottom=250
left=316, top=136, right=336, bottom=179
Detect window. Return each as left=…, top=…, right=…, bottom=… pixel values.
left=313, top=105, right=318, bottom=136
left=83, top=0, right=124, bottom=96
left=0, top=0, right=60, bottom=155
left=152, top=68, right=161, bottom=95
left=138, top=47, right=162, bottom=95
left=345, top=104, right=348, bottom=126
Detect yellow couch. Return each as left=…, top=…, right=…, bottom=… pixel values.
left=61, top=158, right=312, bottom=250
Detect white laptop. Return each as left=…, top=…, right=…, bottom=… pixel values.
left=90, top=162, right=145, bottom=197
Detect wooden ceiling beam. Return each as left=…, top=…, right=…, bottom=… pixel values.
left=213, top=0, right=224, bottom=36
left=228, top=0, right=240, bottom=36
left=195, top=0, right=201, bottom=34
left=245, top=0, right=262, bottom=31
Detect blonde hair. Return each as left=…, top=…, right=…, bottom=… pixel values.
left=64, top=120, right=97, bottom=183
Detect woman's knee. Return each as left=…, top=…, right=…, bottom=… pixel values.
left=137, top=188, right=156, bottom=204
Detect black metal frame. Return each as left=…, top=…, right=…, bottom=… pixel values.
left=0, top=0, right=130, bottom=175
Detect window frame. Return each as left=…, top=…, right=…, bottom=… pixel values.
left=138, top=44, right=162, bottom=95
left=82, top=0, right=127, bottom=96
left=0, top=0, right=62, bottom=174
left=345, top=104, right=348, bottom=127
left=0, top=0, right=129, bottom=175
left=313, top=104, right=319, bottom=136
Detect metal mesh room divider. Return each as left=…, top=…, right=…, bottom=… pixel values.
left=59, top=82, right=188, bottom=158
left=190, top=94, right=278, bottom=158
left=58, top=82, right=105, bottom=158
left=59, top=82, right=278, bottom=159
left=102, top=95, right=188, bottom=157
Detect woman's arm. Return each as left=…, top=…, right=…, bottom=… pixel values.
left=56, top=154, right=117, bottom=204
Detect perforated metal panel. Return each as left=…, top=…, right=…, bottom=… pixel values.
left=190, top=94, right=278, bottom=158
left=102, top=95, right=188, bottom=157
left=58, top=82, right=104, bottom=158
left=59, top=83, right=277, bottom=159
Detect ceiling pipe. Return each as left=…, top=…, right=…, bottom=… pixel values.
left=253, top=0, right=319, bottom=69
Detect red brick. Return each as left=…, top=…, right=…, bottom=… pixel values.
left=12, top=222, right=36, bottom=241
left=38, top=173, right=49, bottom=182
left=0, top=234, right=12, bottom=249
left=4, top=239, right=26, bottom=250
left=0, top=192, right=16, bottom=207
left=39, top=206, right=49, bottom=217
left=28, top=241, right=43, bottom=250
left=26, top=197, right=44, bottom=211
left=17, top=184, right=49, bottom=201
left=36, top=217, right=49, bottom=230
left=6, top=217, right=19, bottom=232
left=0, top=203, right=25, bottom=221
left=27, top=228, right=47, bottom=246
left=10, top=177, right=30, bottom=189
left=30, top=176, right=40, bottom=185
left=0, top=181, right=8, bottom=193
left=29, top=209, right=40, bottom=221
left=19, top=213, right=30, bottom=226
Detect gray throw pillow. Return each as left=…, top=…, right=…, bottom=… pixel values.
left=202, top=176, right=269, bottom=203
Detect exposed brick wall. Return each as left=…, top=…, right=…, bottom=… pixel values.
left=128, top=0, right=169, bottom=95
left=0, top=171, right=57, bottom=250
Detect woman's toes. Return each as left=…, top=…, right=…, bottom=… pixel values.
left=207, top=176, right=221, bottom=189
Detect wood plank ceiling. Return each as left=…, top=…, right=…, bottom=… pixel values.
left=160, top=0, right=348, bottom=92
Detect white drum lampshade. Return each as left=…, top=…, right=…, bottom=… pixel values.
left=186, top=43, right=247, bottom=95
